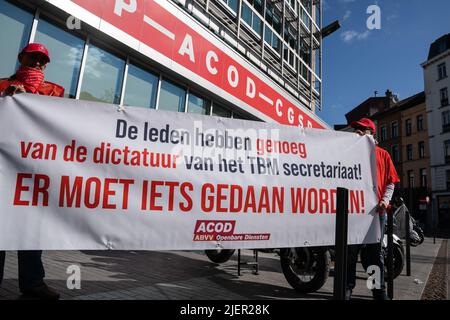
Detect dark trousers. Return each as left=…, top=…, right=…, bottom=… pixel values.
left=0, top=251, right=45, bottom=292
left=346, top=213, right=386, bottom=293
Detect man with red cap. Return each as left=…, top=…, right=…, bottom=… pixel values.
left=345, top=117, right=400, bottom=300
left=0, top=43, right=63, bottom=300
left=0, top=43, right=64, bottom=97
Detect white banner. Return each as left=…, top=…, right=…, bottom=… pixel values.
left=0, top=94, right=380, bottom=250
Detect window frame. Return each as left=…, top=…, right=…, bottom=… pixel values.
left=416, top=114, right=424, bottom=132
left=405, top=119, right=412, bottom=136
left=391, top=121, right=398, bottom=139
left=406, top=144, right=413, bottom=161
left=418, top=141, right=425, bottom=158
left=438, top=62, right=448, bottom=80
left=441, top=87, right=449, bottom=107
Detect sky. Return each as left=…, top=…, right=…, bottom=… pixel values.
left=316, top=0, right=450, bottom=127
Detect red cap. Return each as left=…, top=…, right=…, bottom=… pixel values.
left=350, top=118, right=376, bottom=133
left=18, top=43, right=50, bottom=63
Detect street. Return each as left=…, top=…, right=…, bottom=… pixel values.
left=0, top=237, right=446, bottom=300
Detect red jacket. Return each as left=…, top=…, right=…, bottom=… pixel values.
left=376, top=146, right=400, bottom=202
left=0, top=77, right=65, bottom=97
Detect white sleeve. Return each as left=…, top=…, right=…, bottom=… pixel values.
left=381, top=183, right=395, bottom=204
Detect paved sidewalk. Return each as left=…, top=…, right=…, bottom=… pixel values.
left=0, top=237, right=443, bottom=300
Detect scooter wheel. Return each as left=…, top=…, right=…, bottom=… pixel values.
left=205, top=249, right=236, bottom=264
left=280, top=247, right=330, bottom=294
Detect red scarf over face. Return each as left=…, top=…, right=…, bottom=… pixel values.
left=15, top=66, right=45, bottom=93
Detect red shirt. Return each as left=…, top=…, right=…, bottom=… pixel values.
left=376, top=146, right=400, bottom=201
left=0, top=78, right=64, bottom=97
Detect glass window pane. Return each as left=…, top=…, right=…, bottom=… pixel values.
left=34, top=19, right=84, bottom=98
left=252, top=15, right=262, bottom=35
left=264, top=26, right=271, bottom=44
left=158, top=79, right=186, bottom=112
left=188, top=93, right=210, bottom=115
left=0, top=2, right=33, bottom=77
left=212, top=104, right=232, bottom=118
left=242, top=3, right=252, bottom=26
left=79, top=44, right=125, bottom=104
left=123, top=64, right=158, bottom=108
left=273, top=35, right=280, bottom=51
left=228, top=0, right=238, bottom=12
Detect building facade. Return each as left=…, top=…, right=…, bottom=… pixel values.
left=336, top=91, right=431, bottom=225
left=0, top=0, right=327, bottom=129
left=373, top=93, right=429, bottom=189
left=422, top=34, right=450, bottom=229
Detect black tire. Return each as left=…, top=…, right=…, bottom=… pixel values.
left=205, top=249, right=236, bottom=263
left=280, top=247, right=330, bottom=293
left=392, top=244, right=404, bottom=278
left=360, top=244, right=404, bottom=279
left=414, top=226, right=425, bottom=245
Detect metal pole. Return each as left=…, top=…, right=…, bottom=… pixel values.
left=432, top=198, right=437, bottom=244
left=238, top=249, right=241, bottom=276
left=405, top=191, right=412, bottom=276
left=387, top=208, right=394, bottom=299
left=333, top=187, right=349, bottom=300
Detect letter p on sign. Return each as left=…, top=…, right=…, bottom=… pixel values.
left=114, top=0, right=137, bottom=16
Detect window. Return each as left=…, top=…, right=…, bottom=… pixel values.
left=391, top=121, right=398, bottom=139
left=212, top=104, right=232, bottom=118
left=445, top=140, right=450, bottom=164
left=247, top=0, right=264, bottom=14
left=264, top=25, right=281, bottom=53
left=418, top=141, right=425, bottom=158
left=187, top=92, right=211, bottom=115
left=379, top=125, right=387, bottom=142
left=0, top=1, right=33, bottom=77
left=286, top=0, right=298, bottom=13
left=265, top=2, right=282, bottom=34
left=447, top=170, right=450, bottom=190
left=408, top=170, right=414, bottom=189
left=441, top=87, right=449, bottom=107
left=241, top=3, right=262, bottom=36
left=391, top=145, right=399, bottom=163
left=438, top=63, right=447, bottom=80
left=123, top=64, right=158, bottom=108
left=283, top=45, right=297, bottom=70
left=301, top=7, right=311, bottom=30
left=405, top=119, right=412, bottom=136
left=284, top=26, right=298, bottom=51
left=417, top=115, right=424, bottom=131
left=34, top=18, right=85, bottom=98
left=420, top=169, right=427, bottom=188
left=442, top=111, right=450, bottom=132
left=79, top=44, right=125, bottom=104
left=220, top=0, right=238, bottom=13
left=158, top=79, right=186, bottom=113
left=406, top=144, right=413, bottom=161
left=300, top=40, right=311, bottom=65
left=301, top=0, right=312, bottom=14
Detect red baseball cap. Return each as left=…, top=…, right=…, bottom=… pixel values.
left=18, top=43, right=50, bottom=63
left=350, top=118, right=376, bottom=133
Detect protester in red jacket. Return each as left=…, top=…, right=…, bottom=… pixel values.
left=345, top=117, right=400, bottom=300
left=0, top=43, right=64, bottom=97
left=0, top=43, right=63, bottom=300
